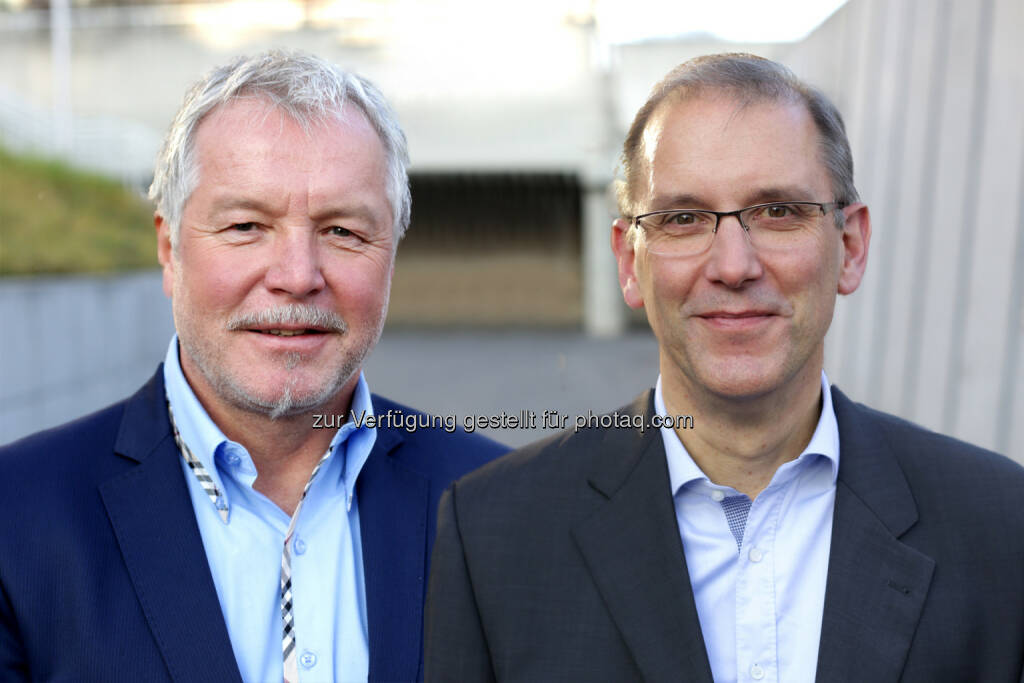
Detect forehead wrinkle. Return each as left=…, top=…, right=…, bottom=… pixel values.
left=311, top=203, right=376, bottom=222
left=209, top=196, right=276, bottom=214
left=193, top=97, right=391, bottom=237
left=203, top=96, right=358, bottom=163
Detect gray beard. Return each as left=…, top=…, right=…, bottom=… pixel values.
left=174, top=293, right=388, bottom=421
left=180, top=336, right=367, bottom=421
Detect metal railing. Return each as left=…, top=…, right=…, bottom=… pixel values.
left=0, top=86, right=160, bottom=187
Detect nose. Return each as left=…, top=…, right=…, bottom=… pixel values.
left=704, top=215, right=764, bottom=287
left=263, top=230, right=326, bottom=298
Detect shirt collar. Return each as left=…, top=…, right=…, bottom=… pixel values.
left=162, top=335, right=376, bottom=515
left=658, top=370, right=840, bottom=497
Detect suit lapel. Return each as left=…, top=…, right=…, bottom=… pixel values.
left=358, top=411, right=430, bottom=683
left=571, top=392, right=714, bottom=683
left=99, top=371, right=242, bottom=683
left=815, top=388, right=935, bottom=683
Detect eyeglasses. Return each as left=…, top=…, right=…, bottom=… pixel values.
left=630, top=201, right=847, bottom=256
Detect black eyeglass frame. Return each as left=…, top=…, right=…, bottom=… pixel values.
left=630, top=200, right=849, bottom=236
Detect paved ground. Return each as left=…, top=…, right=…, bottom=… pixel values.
left=2, top=271, right=659, bottom=447
left=365, top=329, right=660, bottom=446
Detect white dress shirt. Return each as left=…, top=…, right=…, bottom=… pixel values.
left=657, top=372, right=839, bottom=683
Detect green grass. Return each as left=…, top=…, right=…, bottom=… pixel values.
left=0, top=146, right=157, bottom=276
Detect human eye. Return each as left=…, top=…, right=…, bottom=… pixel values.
left=669, top=211, right=699, bottom=225
left=651, top=211, right=710, bottom=234
left=325, top=224, right=367, bottom=248
left=747, top=203, right=812, bottom=230
left=219, top=222, right=262, bottom=242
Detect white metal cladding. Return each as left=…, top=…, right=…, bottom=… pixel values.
left=783, top=0, right=1023, bottom=458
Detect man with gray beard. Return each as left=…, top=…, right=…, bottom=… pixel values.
left=0, top=51, right=506, bottom=682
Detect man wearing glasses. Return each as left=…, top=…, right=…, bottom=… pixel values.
left=425, top=53, right=1024, bottom=681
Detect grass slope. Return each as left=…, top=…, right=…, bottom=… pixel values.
left=0, top=147, right=157, bottom=276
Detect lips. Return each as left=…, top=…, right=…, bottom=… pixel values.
left=698, top=310, right=776, bottom=319
left=227, top=304, right=348, bottom=336
left=242, top=325, right=337, bottom=354
left=253, top=329, right=326, bottom=337
left=694, top=310, right=779, bottom=332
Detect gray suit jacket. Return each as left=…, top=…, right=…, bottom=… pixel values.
left=425, top=387, right=1024, bottom=682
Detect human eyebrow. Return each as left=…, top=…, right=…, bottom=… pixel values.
left=646, top=193, right=707, bottom=211
left=742, top=187, right=819, bottom=205
left=646, top=188, right=820, bottom=213
left=207, top=197, right=277, bottom=216
left=312, top=205, right=388, bottom=233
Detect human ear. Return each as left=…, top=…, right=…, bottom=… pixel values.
left=837, top=203, right=871, bottom=295
left=611, top=218, right=644, bottom=309
left=155, top=214, right=175, bottom=299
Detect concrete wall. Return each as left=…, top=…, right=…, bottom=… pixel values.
left=782, top=0, right=1024, bottom=457
left=0, top=272, right=661, bottom=447
left=0, top=271, right=175, bottom=444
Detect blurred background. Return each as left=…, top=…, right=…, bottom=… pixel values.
left=0, top=0, right=1021, bottom=454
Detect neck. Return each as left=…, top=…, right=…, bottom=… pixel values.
left=661, top=359, right=823, bottom=500
left=182, top=363, right=357, bottom=517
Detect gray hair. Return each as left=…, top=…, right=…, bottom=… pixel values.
left=149, top=50, right=411, bottom=247
left=616, top=53, right=858, bottom=227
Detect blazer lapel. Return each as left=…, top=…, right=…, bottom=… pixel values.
left=815, top=388, right=935, bottom=683
left=99, top=371, right=242, bottom=683
left=571, top=392, right=714, bottom=683
left=358, top=415, right=430, bottom=683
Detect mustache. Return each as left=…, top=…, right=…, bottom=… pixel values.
left=226, top=304, right=348, bottom=334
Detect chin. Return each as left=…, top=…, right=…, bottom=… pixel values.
left=209, top=361, right=356, bottom=419
left=689, top=355, right=791, bottom=401
left=230, top=380, right=343, bottom=420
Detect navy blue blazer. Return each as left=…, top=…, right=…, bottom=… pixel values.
left=0, top=366, right=507, bottom=682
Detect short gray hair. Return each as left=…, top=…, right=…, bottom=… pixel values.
left=149, top=50, right=411, bottom=247
left=617, top=53, right=858, bottom=226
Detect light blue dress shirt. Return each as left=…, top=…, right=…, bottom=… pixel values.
left=163, top=337, right=375, bottom=683
left=658, top=372, right=839, bottom=683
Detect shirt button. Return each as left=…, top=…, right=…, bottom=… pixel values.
left=750, top=663, right=765, bottom=680
left=748, top=548, right=764, bottom=563
left=710, top=490, right=725, bottom=502
left=293, top=537, right=307, bottom=555
left=226, top=453, right=241, bottom=467
left=299, top=650, right=317, bottom=669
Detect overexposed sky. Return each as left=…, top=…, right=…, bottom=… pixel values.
left=597, top=0, right=848, bottom=43
left=0, top=0, right=848, bottom=47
